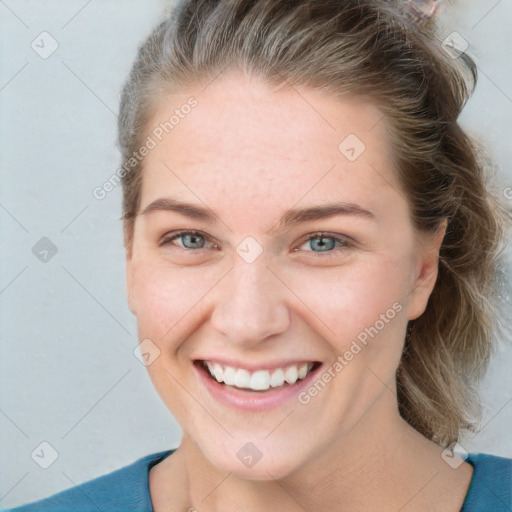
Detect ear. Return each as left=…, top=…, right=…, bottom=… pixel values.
left=126, top=257, right=136, bottom=315
left=406, top=220, right=447, bottom=321
left=124, top=223, right=136, bottom=315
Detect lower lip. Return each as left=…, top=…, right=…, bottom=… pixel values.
left=194, top=361, right=323, bottom=412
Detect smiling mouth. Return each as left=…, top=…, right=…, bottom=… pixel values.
left=195, top=360, right=322, bottom=392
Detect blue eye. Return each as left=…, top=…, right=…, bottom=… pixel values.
left=161, top=230, right=214, bottom=250
left=161, top=230, right=350, bottom=256
left=297, top=233, right=350, bottom=255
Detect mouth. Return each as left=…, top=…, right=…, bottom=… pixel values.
left=194, top=359, right=322, bottom=393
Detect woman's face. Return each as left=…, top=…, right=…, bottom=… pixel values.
left=126, top=73, right=444, bottom=479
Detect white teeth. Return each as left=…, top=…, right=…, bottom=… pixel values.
left=223, top=366, right=236, bottom=386
left=203, top=361, right=316, bottom=391
left=212, top=363, right=224, bottom=383
left=250, top=370, right=271, bottom=390
left=234, top=369, right=251, bottom=388
left=298, top=363, right=308, bottom=379
left=270, top=368, right=285, bottom=388
left=284, top=366, right=298, bottom=385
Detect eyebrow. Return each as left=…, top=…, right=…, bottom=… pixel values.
left=140, top=197, right=375, bottom=231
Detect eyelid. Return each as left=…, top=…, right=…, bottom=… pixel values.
left=160, top=229, right=353, bottom=255
left=294, top=232, right=352, bottom=256
left=160, top=229, right=218, bottom=250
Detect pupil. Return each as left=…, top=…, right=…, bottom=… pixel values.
left=184, top=234, right=204, bottom=249
left=312, top=237, right=334, bottom=252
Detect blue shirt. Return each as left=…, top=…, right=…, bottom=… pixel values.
left=6, top=450, right=512, bottom=511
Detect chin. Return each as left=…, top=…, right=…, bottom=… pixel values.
left=196, top=437, right=305, bottom=481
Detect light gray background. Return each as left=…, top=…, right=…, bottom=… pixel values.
left=1, top=0, right=511, bottom=508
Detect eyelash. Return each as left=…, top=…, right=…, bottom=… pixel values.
left=159, top=230, right=352, bottom=257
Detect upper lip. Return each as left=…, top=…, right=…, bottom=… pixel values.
left=194, top=358, right=321, bottom=372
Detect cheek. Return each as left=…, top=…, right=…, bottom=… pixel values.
left=281, top=256, right=409, bottom=346
left=132, top=252, right=412, bottom=344
left=284, top=260, right=409, bottom=433
left=131, top=261, right=202, bottom=340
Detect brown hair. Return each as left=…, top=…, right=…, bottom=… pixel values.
left=118, top=0, right=511, bottom=447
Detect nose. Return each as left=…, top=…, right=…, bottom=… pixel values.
left=210, top=258, right=290, bottom=347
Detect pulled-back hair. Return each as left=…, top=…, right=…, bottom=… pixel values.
left=118, top=0, right=510, bottom=447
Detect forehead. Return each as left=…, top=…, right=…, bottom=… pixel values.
left=139, top=72, right=405, bottom=224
